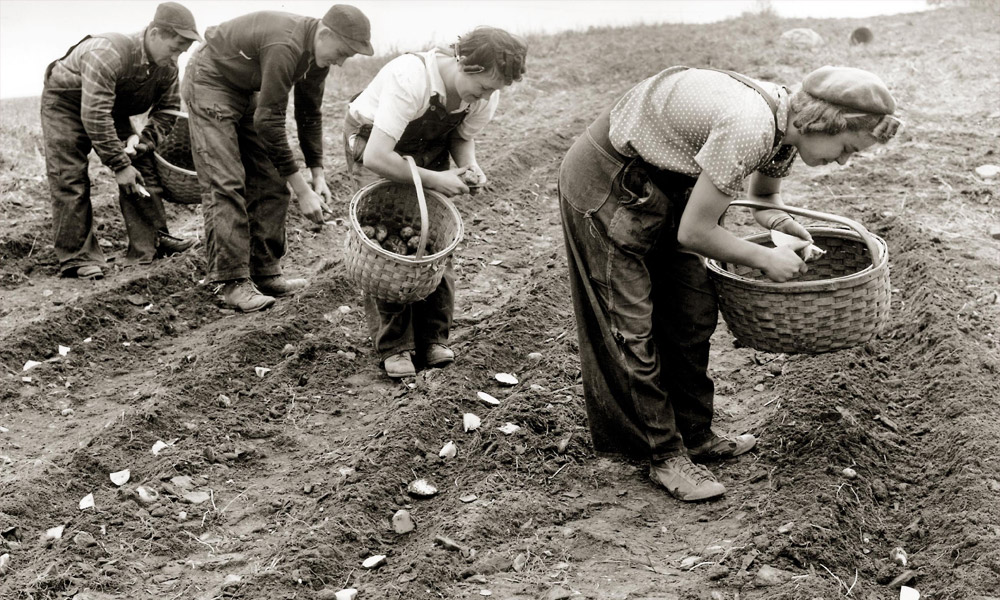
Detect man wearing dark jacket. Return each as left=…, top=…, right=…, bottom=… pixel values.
left=41, top=2, right=201, bottom=279
left=182, top=5, right=374, bottom=312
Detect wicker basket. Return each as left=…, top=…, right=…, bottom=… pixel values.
left=706, top=201, right=890, bottom=354
left=344, top=156, right=464, bottom=303
left=152, top=109, right=201, bottom=205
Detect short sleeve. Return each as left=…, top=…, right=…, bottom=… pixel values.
left=455, top=90, right=500, bottom=140
left=372, top=55, right=429, bottom=141
left=694, top=102, right=776, bottom=197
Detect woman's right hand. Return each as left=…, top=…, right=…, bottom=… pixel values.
left=762, top=246, right=808, bottom=282
left=425, top=168, right=470, bottom=198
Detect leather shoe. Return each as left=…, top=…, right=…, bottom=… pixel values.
left=157, top=233, right=196, bottom=257
left=68, top=265, right=103, bottom=279
left=424, top=343, right=454, bottom=367
left=650, top=455, right=726, bottom=502
left=688, top=433, right=757, bottom=462
left=384, top=352, right=416, bottom=378
left=220, top=279, right=275, bottom=313
left=253, top=275, right=309, bottom=297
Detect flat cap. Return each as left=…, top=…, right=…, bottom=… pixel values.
left=803, top=66, right=896, bottom=115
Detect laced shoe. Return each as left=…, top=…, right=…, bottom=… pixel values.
left=384, top=352, right=416, bottom=378
left=688, top=433, right=757, bottom=462
left=156, top=233, right=196, bottom=257
left=220, top=279, right=275, bottom=312
left=424, top=343, right=455, bottom=367
left=253, top=275, right=309, bottom=297
left=650, top=455, right=726, bottom=502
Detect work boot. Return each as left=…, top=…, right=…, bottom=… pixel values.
left=688, top=433, right=757, bottom=462
left=253, top=275, right=309, bottom=297
left=650, top=455, right=726, bottom=502
left=66, top=265, right=104, bottom=279
left=156, top=233, right=196, bottom=257
left=383, top=352, right=416, bottom=378
left=220, top=279, right=275, bottom=313
left=423, top=343, right=455, bottom=367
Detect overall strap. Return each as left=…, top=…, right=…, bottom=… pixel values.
left=45, top=35, right=93, bottom=82
left=705, top=68, right=781, bottom=148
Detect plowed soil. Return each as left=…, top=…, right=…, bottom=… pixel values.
left=2, top=6, right=998, bottom=600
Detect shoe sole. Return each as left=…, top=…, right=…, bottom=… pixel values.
left=689, top=438, right=757, bottom=463
left=649, top=473, right=726, bottom=501
left=229, top=299, right=276, bottom=313
left=425, top=357, right=454, bottom=368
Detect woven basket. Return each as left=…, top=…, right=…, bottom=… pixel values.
left=706, top=201, right=890, bottom=354
left=152, top=109, right=201, bottom=205
left=344, top=156, right=464, bottom=303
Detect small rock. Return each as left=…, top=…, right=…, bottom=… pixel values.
left=680, top=556, right=703, bottom=569
left=183, top=491, right=211, bottom=505
left=434, top=535, right=465, bottom=552
left=335, top=590, right=359, bottom=600
left=497, top=423, right=520, bottom=435
left=362, top=554, right=387, bottom=569
left=222, top=574, right=242, bottom=588
left=463, top=413, right=481, bottom=432
left=45, top=525, right=65, bottom=540
left=555, top=435, right=572, bottom=454
left=755, top=564, right=791, bottom=586
left=753, top=383, right=765, bottom=392
left=888, top=570, right=917, bottom=588
left=281, top=343, right=296, bottom=356
left=407, top=478, right=438, bottom=497
left=74, top=531, right=97, bottom=548
left=217, top=394, right=232, bottom=407
left=527, top=352, right=543, bottom=362
left=439, top=441, right=458, bottom=459
left=460, top=494, right=477, bottom=503
left=109, top=469, right=130, bottom=486
left=777, top=522, right=795, bottom=534
left=392, top=510, right=415, bottom=534
left=512, top=552, right=527, bottom=572
left=61, top=408, right=75, bottom=417
left=543, top=586, right=572, bottom=600
left=842, top=467, right=858, bottom=479
left=974, top=164, right=1000, bottom=179
left=0, top=553, right=10, bottom=575
left=79, top=493, right=95, bottom=510
left=891, top=546, right=908, bottom=567
left=136, top=486, right=159, bottom=504
left=477, top=391, right=500, bottom=407
left=495, top=372, right=518, bottom=386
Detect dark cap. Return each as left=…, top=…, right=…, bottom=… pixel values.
left=152, top=2, right=203, bottom=43
left=803, top=66, right=896, bottom=115
left=322, top=4, right=374, bottom=56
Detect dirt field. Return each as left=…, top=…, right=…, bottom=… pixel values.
left=2, top=5, right=999, bottom=600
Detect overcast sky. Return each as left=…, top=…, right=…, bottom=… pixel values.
left=0, top=0, right=930, bottom=99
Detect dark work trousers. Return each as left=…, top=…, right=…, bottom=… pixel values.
left=181, top=46, right=290, bottom=284
left=345, top=87, right=467, bottom=362
left=40, top=90, right=170, bottom=273
left=557, top=105, right=720, bottom=462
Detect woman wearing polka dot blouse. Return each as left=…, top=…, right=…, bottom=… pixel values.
left=558, top=65, right=901, bottom=502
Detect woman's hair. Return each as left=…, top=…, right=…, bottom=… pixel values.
left=789, top=89, right=899, bottom=142
left=451, top=27, right=527, bottom=85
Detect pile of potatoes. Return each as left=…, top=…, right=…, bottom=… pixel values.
left=361, top=223, right=424, bottom=256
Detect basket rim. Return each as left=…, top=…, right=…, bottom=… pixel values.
left=348, top=178, right=464, bottom=264
left=706, top=226, right=888, bottom=292
left=153, top=150, right=197, bottom=177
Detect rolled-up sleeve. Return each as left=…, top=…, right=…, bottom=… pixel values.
left=79, top=46, right=131, bottom=172
left=293, top=65, right=328, bottom=169
left=254, top=44, right=300, bottom=177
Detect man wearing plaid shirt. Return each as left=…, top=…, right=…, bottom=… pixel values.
left=41, top=2, right=201, bottom=279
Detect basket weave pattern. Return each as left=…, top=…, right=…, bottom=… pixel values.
left=153, top=114, right=201, bottom=205
left=344, top=180, right=463, bottom=303
left=707, top=228, right=891, bottom=354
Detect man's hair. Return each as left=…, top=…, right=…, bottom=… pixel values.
left=790, top=89, right=898, bottom=143
left=149, top=23, right=181, bottom=40
left=452, top=27, right=527, bottom=85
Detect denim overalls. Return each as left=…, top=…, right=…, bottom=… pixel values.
left=558, top=104, right=721, bottom=462
left=41, top=33, right=177, bottom=272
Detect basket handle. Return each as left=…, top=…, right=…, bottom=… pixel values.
left=727, top=200, right=882, bottom=261
left=404, top=156, right=431, bottom=260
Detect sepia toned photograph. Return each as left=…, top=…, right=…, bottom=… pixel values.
left=1, top=1, right=998, bottom=598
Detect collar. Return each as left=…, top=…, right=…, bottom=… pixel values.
left=135, top=28, right=153, bottom=70
left=423, top=49, right=470, bottom=113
